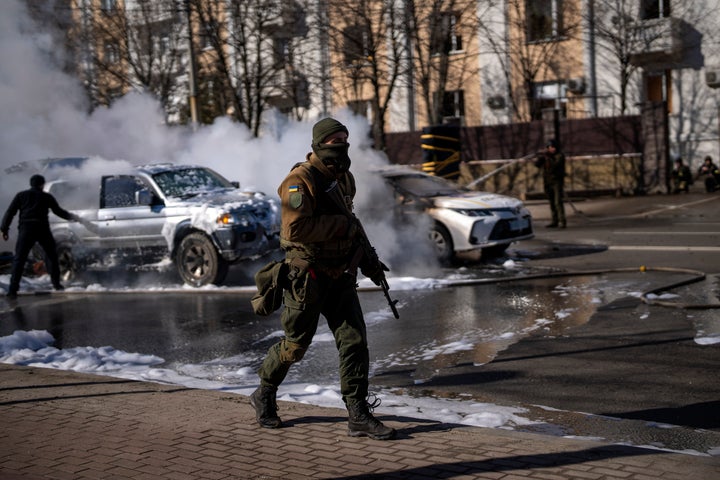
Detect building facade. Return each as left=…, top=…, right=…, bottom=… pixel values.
left=33, top=0, right=720, bottom=166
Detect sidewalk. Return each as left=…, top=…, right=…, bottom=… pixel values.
left=1, top=364, right=718, bottom=479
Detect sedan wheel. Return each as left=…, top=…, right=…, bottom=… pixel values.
left=429, top=223, right=454, bottom=265
left=176, top=232, right=228, bottom=287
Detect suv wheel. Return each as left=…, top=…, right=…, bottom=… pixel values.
left=28, top=244, right=77, bottom=281
left=429, top=223, right=454, bottom=265
left=175, top=232, right=229, bottom=287
left=57, top=245, right=77, bottom=282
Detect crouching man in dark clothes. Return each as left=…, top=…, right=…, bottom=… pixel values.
left=1, top=174, right=80, bottom=299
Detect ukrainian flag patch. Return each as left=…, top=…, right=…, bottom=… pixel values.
left=288, top=185, right=299, bottom=192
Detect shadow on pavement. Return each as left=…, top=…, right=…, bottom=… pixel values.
left=333, top=444, right=665, bottom=480
left=609, top=400, right=720, bottom=430
left=513, top=242, right=608, bottom=261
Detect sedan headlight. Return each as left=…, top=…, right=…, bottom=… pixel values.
left=451, top=208, right=494, bottom=217
left=217, top=212, right=252, bottom=227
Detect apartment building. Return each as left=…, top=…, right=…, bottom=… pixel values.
left=31, top=0, right=720, bottom=164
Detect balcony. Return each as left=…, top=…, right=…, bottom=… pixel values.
left=629, top=17, right=685, bottom=67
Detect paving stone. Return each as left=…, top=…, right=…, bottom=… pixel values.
left=0, top=364, right=718, bottom=480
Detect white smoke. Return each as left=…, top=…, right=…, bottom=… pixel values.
left=0, top=0, right=438, bottom=278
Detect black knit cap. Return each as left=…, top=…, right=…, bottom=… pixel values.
left=312, top=117, right=348, bottom=145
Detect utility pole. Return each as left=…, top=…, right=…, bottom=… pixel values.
left=318, top=0, right=330, bottom=117
left=404, top=0, right=416, bottom=131
left=185, top=0, right=199, bottom=129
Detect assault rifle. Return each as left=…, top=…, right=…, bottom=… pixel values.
left=350, top=226, right=400, bottom=319
left=379, top=276, right=400, bottom=319
left=324, top=178, right=400, bottom=319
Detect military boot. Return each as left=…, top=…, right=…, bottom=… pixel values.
left=250, top=385, right=281, bottom=429
left=347, top=400, right=396, bottom=440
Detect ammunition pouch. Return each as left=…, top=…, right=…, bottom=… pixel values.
left=284, top=257, right=321, bottom=309
left=251, top=260, right=289, bottom=316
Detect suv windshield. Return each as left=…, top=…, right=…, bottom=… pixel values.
left=152, top=168, right=233, bottom=198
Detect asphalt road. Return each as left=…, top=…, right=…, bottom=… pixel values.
left=374, top=191, right=720, bottom=453
left=2, top=190, right=719, bottom=454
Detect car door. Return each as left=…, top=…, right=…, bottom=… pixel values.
left=97, top=175, right=167, bottom=250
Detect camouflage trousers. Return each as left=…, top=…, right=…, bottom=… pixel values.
left=257, top=270, right=369, bottom=405
left=544, top=181, right=566, bottom=225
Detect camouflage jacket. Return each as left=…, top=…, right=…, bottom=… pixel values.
left=277, top=153, right=356, bottom=269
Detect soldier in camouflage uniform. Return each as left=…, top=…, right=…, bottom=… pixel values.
left=671, top=157, right=692, bottom=193
left=250, top=118, right=396, bottom=440
left=536, top=139, right=567, bottom=228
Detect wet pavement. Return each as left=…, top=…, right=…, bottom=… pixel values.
left=1, top=191, right=719, bottom=477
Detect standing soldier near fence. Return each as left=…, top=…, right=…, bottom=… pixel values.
left=535, top=139, right=567, bottom=228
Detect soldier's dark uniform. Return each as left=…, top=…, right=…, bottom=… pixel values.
left=671, top=158, right=692, bottom=193
left=697, top=156, right=720, bottom=192
left=1, top=174, right=77, bottom=298
left=536, top=139, right=567, bottom=228
left=250, top=118, right=395, bottom=440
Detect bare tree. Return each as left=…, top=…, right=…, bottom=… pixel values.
left=667, top=1, right=720, bottom=165
left=475, top=0, right=582, bottom=122
left=323, top=0, right=407, bottom=151
left=190, top=0, right=313, bottom=135
left=592, top=0, right=720, bottom=163
left=591, top=0, right=650, bottom=115
left=404, top=0, right=481, bottom=126
left=67, top=0, right=187, bottom=120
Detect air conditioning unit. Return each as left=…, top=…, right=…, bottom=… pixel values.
left=706, top=70, right=720, bottom=88
left=567, top=77, right=586, bottom=94
left=442, top=116, right=463, bottom=126
left=486, top=95, right=506, bottom=110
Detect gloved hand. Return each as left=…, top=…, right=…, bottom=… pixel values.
left=74, top=216, right=100, bottom=234
left=363, top=260, right=389, bottom=286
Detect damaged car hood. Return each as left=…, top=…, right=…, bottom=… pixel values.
left=432, top=191, right=524, bottom=210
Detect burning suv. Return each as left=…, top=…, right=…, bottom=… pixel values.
left=44, top=163, right=280, bottom=286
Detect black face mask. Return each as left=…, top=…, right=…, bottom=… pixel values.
left=313, top=142, right=351, bottom=173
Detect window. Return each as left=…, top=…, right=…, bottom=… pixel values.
left=103, top=42, right=119, bottom=63
left=431, top=13, right=463, bottom=55
left=201, top=20, right=218, bottom=50
left=441, top=90, right=465, bottom=119
left=343, top=23, right=371, bottom=65
left=101, top=0, right=116, bottom=13
left=101, top=176, right=147, bottom=209
left=640, top=0, right=670, bottom=19
left=348, top=99, right=370, bottom=118
left=156, top=34, right=170, bottom=56
left=48, top=182, right=92, bottom=210
left=273, top=36, right=290, bottom=68
left=152, top=168, right=232, bottom=198
left=645, top=70, right=672, bottom=112
left=449, top=14, right=463, bottom=52
left=526, top=0, right=564, bottom=42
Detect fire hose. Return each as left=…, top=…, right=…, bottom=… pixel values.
left=359, top=266, right=720, bottom=310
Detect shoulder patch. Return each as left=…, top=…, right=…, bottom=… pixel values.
left=289, top=192, right=303, bottom=209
